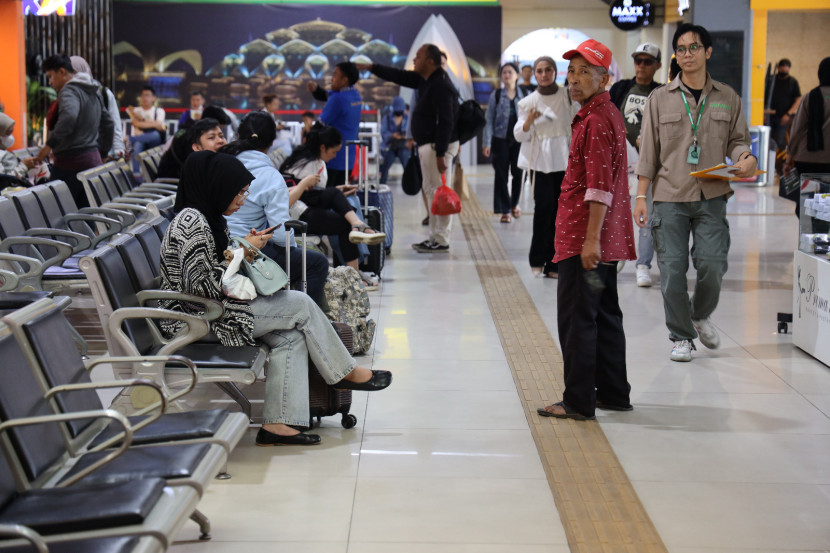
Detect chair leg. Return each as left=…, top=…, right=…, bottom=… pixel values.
left=190, top=508, right=211, bottom=541
left=216, top=460, right=231, bottom=480
left=214, top=382, right=252, bottom=420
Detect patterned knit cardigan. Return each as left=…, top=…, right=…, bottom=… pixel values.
left=158, top=207, right=255, bottom=346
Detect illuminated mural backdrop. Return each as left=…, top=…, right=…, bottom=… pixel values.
left=113, top=2, right=502, bottom=113
left=23, top=0, right=77, bottom=15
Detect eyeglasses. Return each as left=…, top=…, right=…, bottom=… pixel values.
left=634, top=57, right=656, bottom=66
left=675, top=43, right=702, bottom=57
left=237, top=189, right=250, bottom=198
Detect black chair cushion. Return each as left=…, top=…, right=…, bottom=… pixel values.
left=90, top=409, right=229, bottom=448
left=0, top=536, right=139, bottom=553
left=158, top=343, right=264, bottom=369
left=0, top=478, right=164, bottom=535
left=0, top=291, right=54, bottom=310
left=59, top=443, right=210, bottom=485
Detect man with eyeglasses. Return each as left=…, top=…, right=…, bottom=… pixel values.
left=634, top=23, right=756, bottom=363
left=609, top=42, right=663, bottom=288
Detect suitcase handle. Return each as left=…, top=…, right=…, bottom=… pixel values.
left=284, top=219, right=308, bottom=233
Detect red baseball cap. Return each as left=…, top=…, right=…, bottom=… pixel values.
left=563, top=39, right=612, bottom=71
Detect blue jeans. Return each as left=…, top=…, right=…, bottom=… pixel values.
left=129, top=131, right=162, bottom=172
left=250, top=290, right=356, bottom=426
left=380, top=147, right=411, bottom=184
left=631, top=192, right=655, bottom=268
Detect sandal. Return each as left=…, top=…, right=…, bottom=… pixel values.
left=349, top=223, right=386, bottom=246
left=500, top=213, right=512, bottom=223
left=537, top=401, right=595, bottom=420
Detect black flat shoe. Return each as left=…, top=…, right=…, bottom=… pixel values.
left=596, top=401, right=633, bottom=412
left=255, top=428, right=321, bottom=446
left=334, top=370, right=392, bottom=392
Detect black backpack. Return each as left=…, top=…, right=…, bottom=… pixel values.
left=456, top=99, right=486, bottom=145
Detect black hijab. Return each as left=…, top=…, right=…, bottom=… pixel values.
left=175, top=150, right=255, bottom=258
left=807, top=57, right=830, bottom=152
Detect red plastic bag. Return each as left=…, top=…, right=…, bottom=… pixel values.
left=431, top=184, right=462, bottom=216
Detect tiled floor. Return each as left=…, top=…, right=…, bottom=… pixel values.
left=167, top=167, right=830, bottom=552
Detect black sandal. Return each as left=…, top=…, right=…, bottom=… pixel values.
left=536, top=401, right=595, bottom=420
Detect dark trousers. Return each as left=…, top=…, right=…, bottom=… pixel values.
left=529, top=170, right=564, bottom=272
left=557, top=256, right=631, bottom=417
left=50, top=166, right=89, bottom=209
left=491, top=137, right=522, bottom=215
left=326, top=168, right=347, bottom=188
left=261, top=242, right=329, bottom=310
left=300, top=187, right=359, bottom=263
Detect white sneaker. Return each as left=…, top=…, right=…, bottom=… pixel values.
left=617, top=260, right=625, bottom=273
left=635, top=264, right=652, bottom=287
left=670, top=339, right=694, bottom=362
left=692, top=317, right=721, bottom=349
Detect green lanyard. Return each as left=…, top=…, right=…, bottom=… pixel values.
left=681, top=90, right=707, bottom=145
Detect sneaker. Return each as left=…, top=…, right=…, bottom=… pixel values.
left=617, top=260, right=625, bottom=273
left=635, top=264, right=652, bottom=287
left=692, top=317, right=721, bottom=349
left=670, top=339, right=695, bottom=362
left=412, top=240, right=449, bottom=253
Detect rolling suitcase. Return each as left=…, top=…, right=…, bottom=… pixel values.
left=285, top=220, right=357, bottom=430
left=345, top=139, right=385, bottom=276
left=360, top=131, right=395, bottom=254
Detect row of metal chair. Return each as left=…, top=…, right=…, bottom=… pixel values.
left=77, top=159, right=176, bottom=219
left=0, top=297, right=247, bottom=551
left=134, top=145, right=169, bottom=185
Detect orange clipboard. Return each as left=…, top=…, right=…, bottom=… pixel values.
left=689, top=163, right=766, bottom=181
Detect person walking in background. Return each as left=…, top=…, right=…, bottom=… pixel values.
left=70, top=55, right=125, bottom=161
left=379, top=97, right=411, bottom=184
left=306, top=62, right=362, bottom=188
left=784, top=57, right=830, bottom=215
left=483, top=62, right=527, bottom=223
left=359, top=44, right=459, bottom=253
left=22, top=54, right=113, bottom=209
left=514, top=56, right=578, bottom=277
left=765, top=59, right=802, bottom=152
left=127, top=85, right=166, bottom=173
left=609, top=42, right=662, bottom=287
left=537, top=39, right=635, bottom=421
left=520, top=64, right=536, bottom=93
left=634, top=23, right=756, bottom=363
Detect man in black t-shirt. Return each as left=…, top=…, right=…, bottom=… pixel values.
left=608, top=42, right=662, bottom=288
left=765, top=58, right=802, bottom=150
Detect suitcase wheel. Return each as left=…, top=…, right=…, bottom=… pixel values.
left=341, top=414, right=358, bottom=429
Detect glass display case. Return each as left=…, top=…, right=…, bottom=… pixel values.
left=794, top=173, right=830, bottom=367
left=798, top=173, right=830, bottom=256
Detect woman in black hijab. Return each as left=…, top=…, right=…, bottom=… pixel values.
left=159, top=151, right=391, bottom=447
left=785, top=57, right=830, bottom=215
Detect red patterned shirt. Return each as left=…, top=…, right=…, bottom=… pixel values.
left=554, top=91, right=636, bottom=264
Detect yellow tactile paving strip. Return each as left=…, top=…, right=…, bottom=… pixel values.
left=459, top=191, right=668, bottom=553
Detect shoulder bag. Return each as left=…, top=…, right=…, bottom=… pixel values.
left=230, top=237, right=289, bottom=295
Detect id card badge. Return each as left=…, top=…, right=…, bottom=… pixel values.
left=687, top=143, right=700, bottom=165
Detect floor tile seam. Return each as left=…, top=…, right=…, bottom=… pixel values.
left=459, top=189, right=669, bottom=552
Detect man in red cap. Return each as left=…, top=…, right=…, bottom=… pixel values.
left=537, top=39, right=636, bottom=420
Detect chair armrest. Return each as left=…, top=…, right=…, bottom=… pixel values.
left=63, top=213, right=123, bottom=246
left=149, top=178, right=179, bottom=187
left=79, top=206, right=137, bottom=228
left=110, top=196, right=155, bottom=207
left=136, top=290, right=225, bottom=321
left=0, top=237, right=74, bottom=271
left=24, top=228, right=92, bottom=254
left=120, top=191, right=167, bottom=201
left=108, top=306, right=211, bottom=359
left=0, top=268, right=20, bottom=292
left=135, top=185, right=175, bottom=195
left=0, top=524, right=49, bottom=553
left=0, top=252, right=45, bottom=289
left=0, top=408, right=133, bottom=488
left=85, top=354, right=199, bottom=411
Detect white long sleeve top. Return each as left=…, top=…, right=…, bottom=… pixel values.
left=513, top=88, right=578, bottom=174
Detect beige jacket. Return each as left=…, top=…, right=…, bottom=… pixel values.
left=637, top=74, right=750, bottom=202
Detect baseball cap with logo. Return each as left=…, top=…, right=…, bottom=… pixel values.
left=563, top=39, right=612, bottom=71
left=632, top=42, right=661, bottom=62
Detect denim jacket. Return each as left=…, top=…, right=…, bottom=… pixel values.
left=483, top=86, right=527, bottom=148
